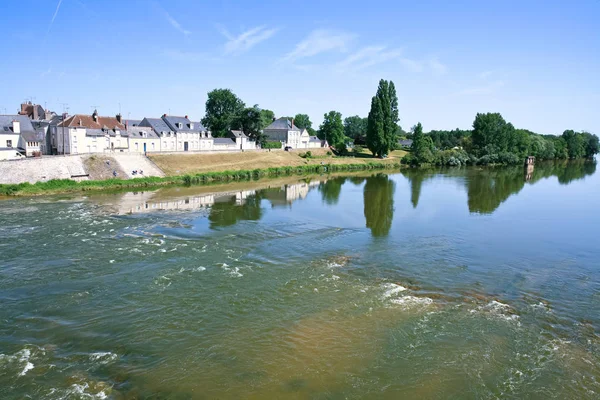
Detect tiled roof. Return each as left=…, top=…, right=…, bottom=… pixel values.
left=213, top=138, right=236, bottom=145
left=265, top=118, right=299, bottom=131
left=127, top=126, right=159, bottom=139
left=20, top=131, right=44, bottom=142
left=309, top=136, right=322, bottom=143
left=124, top=119, right=142, bottom=127
left=58, top=114, right=125, bottom=130
left=163, top=116, right=207, bottom=132
left=229, top=130, right=248, bottom=139
left=139, top=118, right=172, bottom=134
left=0, top=115, right=36, bottom=135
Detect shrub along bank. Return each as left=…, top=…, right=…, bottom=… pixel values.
left=0, top=161, right=400, bottom=197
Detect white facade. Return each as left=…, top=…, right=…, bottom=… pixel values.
left=55, top=127, right=129, bottom=154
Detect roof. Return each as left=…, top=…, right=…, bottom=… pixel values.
left=213, top=138, right=236, bottom=145
left=20, top=131, right=44, bottom=142
left=309, top=136, right=322, bottom=143
left=265, top=118, right=300, bottom=131
left=163, top=116, right=207, bottom=132
left=229, top=130, right=248, bottom=139
left=124, top=119, right=142, bottom=127
left=398, top=139, right=413, bottom=146
left=139, top=117, right=173, bottom=134
left=0, top=115, right=36, bottom=135
left=127, top=126, right=159, bottom=139
left=58, top=113, right=125, bottom=130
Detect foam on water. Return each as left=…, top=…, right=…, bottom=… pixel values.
left=381, top=283, right=407, bottom=299
left=390, top=295, right=434, bottom=308
left=470, top=300, right=520, bottom=323
left=89, top=352, right=118, bottom=364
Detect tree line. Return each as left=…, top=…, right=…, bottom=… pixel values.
left=199, top=82, right=598, bottom=164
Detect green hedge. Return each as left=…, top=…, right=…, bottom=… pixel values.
left=262, top=141, right=282, bottom=149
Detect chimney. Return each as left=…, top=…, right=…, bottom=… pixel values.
left=185, top=115, right=188, bottom=119
left=272, top=117, right=276, bottom=122
left=92, top=109, right=98, bottom=122
left=162, top=113, right=167, bottom=118
left=12, top=120, right=21, bottom=134
left=116, top=113, right=122, bottom=124
left=291, top=118, right=294, bottom=128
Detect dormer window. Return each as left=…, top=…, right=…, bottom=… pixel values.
left=177, top=123, right=183, bottom=129
left=189, top=123, right=194, bottom=129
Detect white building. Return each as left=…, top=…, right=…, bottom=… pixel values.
left=0, top=115, right=39, bottom=160
left=54, top=110, right=127, bottom=154
left=263, top=118, right=326, bottom=149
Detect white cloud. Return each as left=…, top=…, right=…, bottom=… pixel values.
left=40, top=68, right=52, bottom=77
left=336, top=45, right=403, bottom=71
left=282, top=29, right=356, bottom=62
left=218, top=25, right=278, bottom=55
left=429, top=57, right=447, bottom=75
left=164, top=11, right=191, bottom=36
left=399, top=58, right=424, bottom=72
left=478, top=70, right=494, bottom=79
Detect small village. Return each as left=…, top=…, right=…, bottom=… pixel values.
left=0, top=101, right=328, bottom=161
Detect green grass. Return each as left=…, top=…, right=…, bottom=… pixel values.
left=0, top=162, right=401, bottom=197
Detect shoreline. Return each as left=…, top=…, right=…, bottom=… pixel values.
left=0, top=161, right=401, bottom=197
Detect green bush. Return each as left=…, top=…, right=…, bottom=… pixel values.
left=263, top=141, right=281, bottom=149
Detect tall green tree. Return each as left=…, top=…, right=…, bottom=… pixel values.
left=233, top=105, right=266, bottom=145
left=366, top=79, right=399, bottom=157
left=293, top=113, right=317, bottom=136
left=583, top=132, right=600, bottom=158
left=319, top=111, right=345, bottom=153
left=260, top=109, right=275, bottom=129
left=344, top=115, right=368, bottom=141
left=471, top=112, right=516, bottom=156
left=202, top=89, right=245, bottom=137
left=410, top=123, right=434, bottom=164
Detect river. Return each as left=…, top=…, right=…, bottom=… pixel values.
left=0, top=160, right=599, bottom=399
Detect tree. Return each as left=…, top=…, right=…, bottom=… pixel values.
left=410, top=123, right=434, bottom=164
left=366, top=79, right=399, bottom=157
left=233, top=105, right=266, bottom=145
left=260, top=109, right=275, bottom=129
left=201, top=89, right=245, bottom=137
left=471, top=112, right=518, bottom=156
left=583, top=132, right=600, bottom=158
left=319, top=111, right=345, bottom=153
left=344, top=115, right=368, bottom=141
left=294, top=113, right=317, bottom=136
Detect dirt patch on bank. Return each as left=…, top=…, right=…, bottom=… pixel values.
left=84, top=155, right=127, bottom=180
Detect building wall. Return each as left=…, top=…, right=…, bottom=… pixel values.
left=129, top=138, right=161, bottom=153
left=0, top=133, right=21, bottom=151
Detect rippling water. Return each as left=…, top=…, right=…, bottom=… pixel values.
left=1, top=161, right=599, bottom=399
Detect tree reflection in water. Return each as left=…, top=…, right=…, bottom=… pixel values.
left=363, top=174, right=396, bottom=237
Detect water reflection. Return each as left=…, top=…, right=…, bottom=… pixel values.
left=363, top=174, right=395, bottom=237
left=318, top=177, right=347, bottom=205
left=401, top=160, right=597, bottom=214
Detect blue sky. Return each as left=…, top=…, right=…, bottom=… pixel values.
left=1, top=0, right=599, bottom=134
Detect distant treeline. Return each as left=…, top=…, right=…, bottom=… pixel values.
left=404, top=112, right=599, bottom=166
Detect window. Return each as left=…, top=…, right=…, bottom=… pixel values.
left=151, top=143, right=155, bottom=150
left=6, top=140, right=12, bottom=148
left=135, top=142, right=139, bottom=151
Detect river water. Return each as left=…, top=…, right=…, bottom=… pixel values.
left=1, top=161, right=599, bottom=399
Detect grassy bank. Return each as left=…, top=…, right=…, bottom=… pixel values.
left=0, top=161, right=400, bottom=197
left=149, top=149, right=403, bottom=176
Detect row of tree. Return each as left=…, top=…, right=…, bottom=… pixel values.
left=406, top=112, right=599, bottom=166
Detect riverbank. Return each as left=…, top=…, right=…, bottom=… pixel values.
left=0, top=161, right=401, bottom=197
left=148, top=148, right=405, bottom=176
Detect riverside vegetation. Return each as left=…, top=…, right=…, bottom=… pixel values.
left=0, top=161, right=399, bottom=196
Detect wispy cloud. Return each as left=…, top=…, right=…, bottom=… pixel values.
left=40, top=68, right=52, bottom=78
left=429, top=57, right=448, bottom=75
left=218, top=25, right=278, bottom=55
left=478, top=70, right=494, bottom=79
left=164, top=11, right=191, bottom=36
left=282, top=29, right=356, bottom=63
left=399, top=58, right=424, bottom=72
left=336, top=45, right=403, bottom=72
left=46, top=0, right=63, bottom=37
